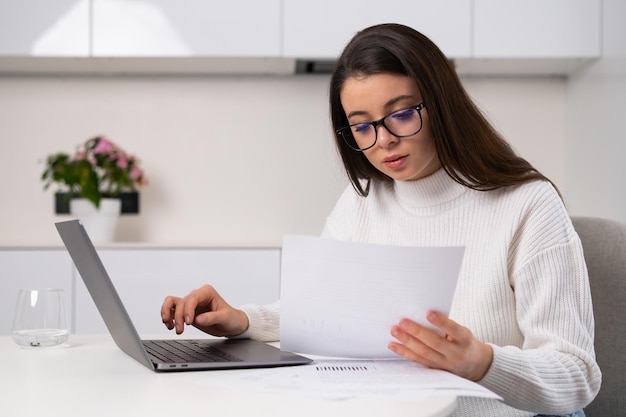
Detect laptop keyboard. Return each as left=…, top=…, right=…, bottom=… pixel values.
left=144, top=340, right=243, bottom=363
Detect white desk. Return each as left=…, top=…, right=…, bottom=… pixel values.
left=0, top=334, right=457, bottom=417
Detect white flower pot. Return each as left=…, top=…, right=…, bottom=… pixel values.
left=69, top=198, right=121, bottom=242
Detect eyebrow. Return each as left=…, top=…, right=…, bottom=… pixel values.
left=346, top=94, right=417, bottom=119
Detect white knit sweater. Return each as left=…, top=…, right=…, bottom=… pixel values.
left=239, top=168, right=601, bottom=416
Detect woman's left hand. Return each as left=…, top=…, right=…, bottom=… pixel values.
left=389, top=311, right=494, bottom=381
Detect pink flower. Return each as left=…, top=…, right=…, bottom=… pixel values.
left=116, top=154, right=128, bottom=169
left=93, top=136, right=114, bottom=154
left=130, top=166, right=143, bottom=181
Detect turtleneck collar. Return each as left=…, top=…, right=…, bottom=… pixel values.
left=392, top=168, right=469, bottom=209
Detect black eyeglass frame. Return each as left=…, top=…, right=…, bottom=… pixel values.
left=336, top=102, right=426, bottom=152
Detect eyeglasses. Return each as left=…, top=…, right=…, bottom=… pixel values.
left=336, top=103, right=426, bottom=152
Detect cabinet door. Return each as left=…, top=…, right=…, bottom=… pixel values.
left=92, top=0, right=282, bottom=57
left=0, top=249, right=73, bottom=335
left=0, top=0, right=89, bottom=56
left=74, top=248, right=281, bottom=335
left=473, top=0, right=601, bottom=58
left=283, top=0, right=472, bottom=59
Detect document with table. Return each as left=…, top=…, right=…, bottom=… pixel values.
left=203, top=358, right=502, bottom=401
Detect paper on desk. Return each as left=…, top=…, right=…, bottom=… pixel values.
left=200, top=359, right=502, bottom=401
left=280, top=235, right=465, bottom=358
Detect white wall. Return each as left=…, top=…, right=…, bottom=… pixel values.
left=564, top=0, right=626, bottom=224
left=0, top=75, right=345, bottom=245
left=0, top=73, right=576, bottom=246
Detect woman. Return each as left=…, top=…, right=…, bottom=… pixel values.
left=161, top=24, right=600, bottom=416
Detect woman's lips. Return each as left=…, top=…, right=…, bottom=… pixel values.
left=383, top=155, right=408, bottom=169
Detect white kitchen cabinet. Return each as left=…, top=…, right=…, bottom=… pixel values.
left=91, top=0, right=282, bottom=57
left=473, top=0, right=601, bottom=58
left=0, top=0, right=604, bottom=76
left=0, top=249, right=73, bottom=335
left=0, top=0, right=89, bottom=56
left=73, top=248, right=281, bottom=335
left=283, top=0, right=472, bottom=60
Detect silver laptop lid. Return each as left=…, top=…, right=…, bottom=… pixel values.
left=56, top=219, right=158, bottom=369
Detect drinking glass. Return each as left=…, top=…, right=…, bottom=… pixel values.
left=12, top=288, right=69, bottom=348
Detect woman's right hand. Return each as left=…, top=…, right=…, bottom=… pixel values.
left=161, top=284, right=249, bottom=337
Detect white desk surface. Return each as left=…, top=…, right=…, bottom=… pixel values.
left=0, top=334, right=457, bottom=417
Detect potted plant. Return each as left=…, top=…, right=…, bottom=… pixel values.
left=42, top=135, right=148, bottom=208
left=41, top=135, right=148, bottom=241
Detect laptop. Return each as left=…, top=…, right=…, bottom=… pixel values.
left=55, top=219, right=312, bottom=372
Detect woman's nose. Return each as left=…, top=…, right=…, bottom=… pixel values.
left=375, top=125, right=399, bottom=148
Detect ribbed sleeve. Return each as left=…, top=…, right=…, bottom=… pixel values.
left=237, top=301, right=280, bottom=342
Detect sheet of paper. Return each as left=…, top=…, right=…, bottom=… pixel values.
left=200, top=359, right=501, bottom=401
left=280, top=235, right=465, bottom=358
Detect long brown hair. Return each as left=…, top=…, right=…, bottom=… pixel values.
left=329, top=23, right=555, bottom=197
